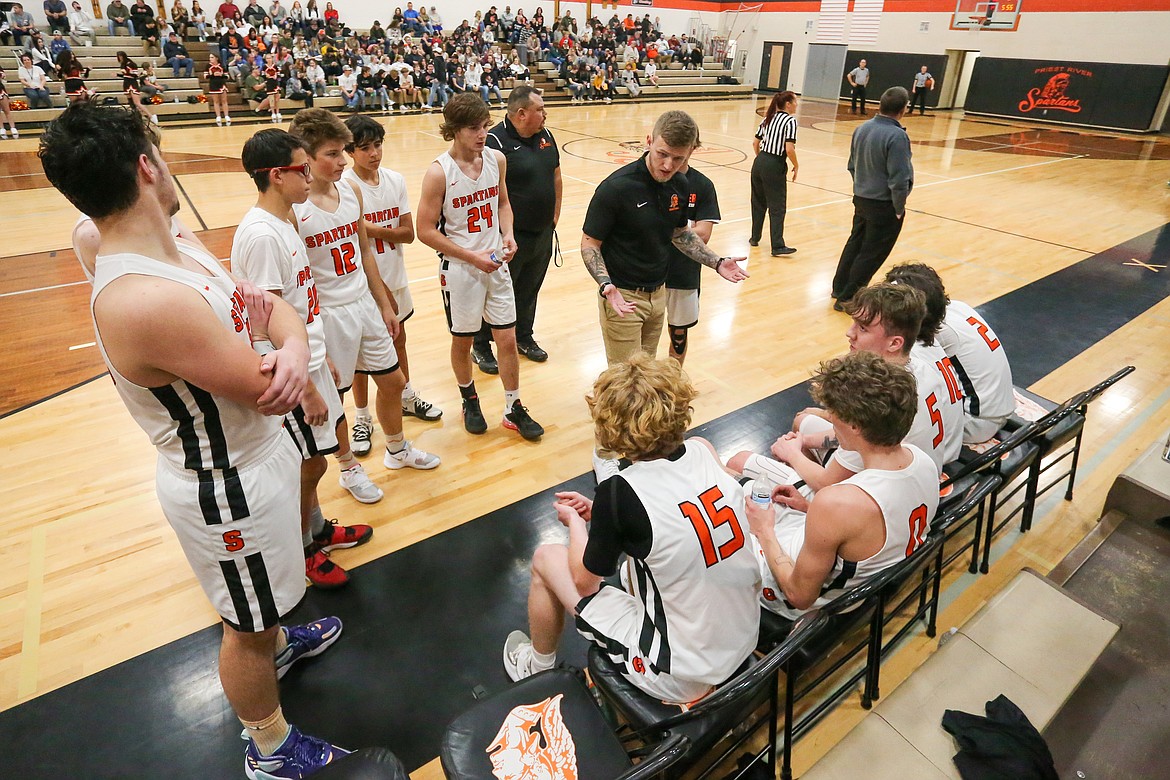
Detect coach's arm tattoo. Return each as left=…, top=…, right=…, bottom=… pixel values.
left=581, top=240, right=611, bottom=286
left=671, top=227, right=721, bottom=269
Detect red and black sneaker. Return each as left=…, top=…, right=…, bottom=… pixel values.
left=305, top=550, right=350, bottom=589
left=312, top=518, right=374, bottom=552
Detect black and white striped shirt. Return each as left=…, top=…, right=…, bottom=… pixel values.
left=755, top=111, right=798, bottom=156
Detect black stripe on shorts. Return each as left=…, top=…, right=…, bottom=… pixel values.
left=220, top=559, right=254, bottom=632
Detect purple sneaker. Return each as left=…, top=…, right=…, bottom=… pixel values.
left=244, top=725, right=350, bottom=779
left=275, top=617, right=343, bottom=680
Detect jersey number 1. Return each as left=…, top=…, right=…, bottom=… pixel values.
left=466, top=203, right=494, bottom=234
left=679, top=485, right=745, bottom=568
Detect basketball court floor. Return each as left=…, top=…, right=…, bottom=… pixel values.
left=2, top=96, right=1169, bottom=777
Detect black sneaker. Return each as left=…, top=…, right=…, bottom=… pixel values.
left=502, top=400, right=544, bottom=440
left=748, top=239, right=760, bottom=247
left=462, top=395, right=488, bottom=434
left=517, top=341, right=548, bottom=362
left=771, top=247, right=797, bottom=256
left=472, top=344, right=499, bottom=375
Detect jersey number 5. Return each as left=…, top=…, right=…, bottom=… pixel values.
left=905, top=504, right=929, bottom=556
left=330, top=242, right=359, bottom=276
left=466, top=203, right=494, bottom=234
left=679, top=486, right=745, bottom=568
left=926, top=392, right=945, bottom=448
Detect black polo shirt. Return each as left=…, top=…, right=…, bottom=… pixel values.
left=665, top=166, right=721, bottom=290
left=583, top=153, right=690, bottom=290
left=485, top=116, right=560, bottom=233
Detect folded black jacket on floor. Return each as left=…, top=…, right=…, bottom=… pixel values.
left=942, top=694, right=1059, bottom=780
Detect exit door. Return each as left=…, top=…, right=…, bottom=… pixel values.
left=758, top=42, right=792, bottom=92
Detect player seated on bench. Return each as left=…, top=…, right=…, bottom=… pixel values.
left=503, top=354, right=762, bottom=705
left=746, top=351, right=940, bottom=618
left=727, top=283, right=962, bottom=496
left=884, top=263, right=1015, bottom=445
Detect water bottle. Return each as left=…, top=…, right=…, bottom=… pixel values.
left=751, top=473, right=774, bottom=506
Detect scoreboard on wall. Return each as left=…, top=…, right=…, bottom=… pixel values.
left=950, top=0, right=1022, bottom=31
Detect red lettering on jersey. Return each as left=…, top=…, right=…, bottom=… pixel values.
left=632, top=657, right=646, bottom=674
left=229, top=289, right=248, bottom=333
left=762, top=587, right=777, bottom=602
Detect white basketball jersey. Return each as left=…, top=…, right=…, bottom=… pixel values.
left=91, top=244, right=283, bottom=472
left=912, top=342, right=967, bottom=462
left=341, top=167, right=411, bottom=290
left=75, top=213, right=189, bottom=282
left=613, top=441, right=761, bottom=685
left=292, top=181, right=368, bottom=307
left=773, top=445, right=938, bottom=617
left=936, top=300, right=1015, bottom=422
left=435, top=149, right=501, bottom=259
left=231, top=206, right=326, bottom=372
left=834, top=356, right=962, bottom=476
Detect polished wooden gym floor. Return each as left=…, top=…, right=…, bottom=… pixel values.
left=2, top=97, right=1169, bottom=777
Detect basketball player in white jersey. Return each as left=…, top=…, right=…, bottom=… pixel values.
left=747, top=352, right=939, bottom=619
left=416, top=92, right=544, bottom=440
left=40, top=103, right=349, bottom=777
left=728, top=283, right=962, bottom=492
left=341, top=114, right=443, bottom=459
left=73, top=211, right=210, bottom=281
left=503, top=355, right=760, bottom=704
left=288, top=108, right=441, bottom=477
left=233, top=128, right=375, bottom=591
left=885, top=263, right=1015, bottom=444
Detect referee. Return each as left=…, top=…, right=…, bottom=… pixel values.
left=749, top=90, right=799, bottom=257
left=581, top=109, right=748, bottom=368
left=472, top=85, right=562, bottom=373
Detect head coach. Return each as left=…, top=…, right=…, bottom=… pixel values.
left=580, top=110, right=749, bottom=367
left=471, top=85, right=562, bottom=374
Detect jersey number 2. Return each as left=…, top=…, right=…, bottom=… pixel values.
left=679, top=486, right=745, bottom=568
left=466, top=204, right=494, bottom=234
left=966, top=315, right=1001, bottom=351
left=330, top=242, right=358, bottom=276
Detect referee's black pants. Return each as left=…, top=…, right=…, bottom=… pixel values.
left=475, top=223, right=554, bottom=348
left=851, top=84, right=867, bottom=113
left=831, top=196, right=905, bottom=302
left=911, top=87, right=928, bottom=115
left=749, top=151, right=789, bottom=252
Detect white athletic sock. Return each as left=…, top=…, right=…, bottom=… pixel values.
left=302, top=528, right=314, bottom=549
left=354, top=406, right=370, bottom=421
left=402, top=381, right=416, bottom=401
left=309, top=505, right=326, bottom=537
left=386, top=432, right=406, bottom=454
left=504, top=390, right=521, bottom=416
left=531, top=647, right=556, bottom=672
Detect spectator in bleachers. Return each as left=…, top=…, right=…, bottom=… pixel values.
left=746, top=351, right=939, bottom=620
left=401, top=1, right=421, bottom=33
left=9, top=4, right=36, bottom=46
left=49, top=30, right=71, bottom=60
left=0, top=66, right=18, bottom=138
left=217, top=0, right=241, bottom=22
left=18, top=52, right=51, bottom=108
left=303, top=0, right=321, bottom=26
left=170, top=1, right=190, bottom=39
left=164, top=32, right=195, bottom=77
left=27, top=34, right=56, bottom=77
left=426, top=52, right=449, bottom=109
left=139, top=61, right=166, bottom=97
left=427, top=5, right=441, bottom=32
left=44, top=0, right=70, bottom=34
left=399, top=64, right=421, bottom=108
left=500, top=5, right=513, bottom=36
left=67, top=1, right=96, bottom=45
left=644, top=57, right=658, bottom=87
left=139, top=14, right=161, bottom=57
left=304, top=55, right=325, bottom=94
left=129, top=0, right=153, bottom=34
left=338, top=62, right=360, bottom=109
left=242, top=0, right=264, bottom=27
left=357, top=63, right=384, bottom=110
left=269, top=0, right=286, bottom=23
left=448, top=64, right=466, bottom=94
left=285, top=61, right=313, bottom=105
left=258, top=14, right=277, bottom=43
left=621, top=60, right=640, bottom=97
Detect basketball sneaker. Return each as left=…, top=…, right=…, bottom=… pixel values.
left=243, top=725, right=350, bottom=779
left=384, top=442, right=441, bottom=470
left=463, top=395, right=488, bottom=435
left=351, top=417, right=373, bottom=457
left=338, top=464, right=383, bottom=504
left=312, top=519, right=373, bottom=552
left=503, top=630, right=538, bottom=682
left=503, top=401, right=544, bottom=440
left=402, top=395, right=443, bottom=421
left=275, top=616, right=344, bottom=679
left=305, top=550, right=349, bottom=590
left=592, top=450, right=620, bottom=483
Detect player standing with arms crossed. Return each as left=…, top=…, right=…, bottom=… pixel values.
left=341, top=114, right=443, bottom=459
left=40, top=103, right=350, bottom=777
left=233, top=128, right=374, bottom=590
left=289, top=108, right=441, bottom=483
left=416, top=92, right=544, bottom=440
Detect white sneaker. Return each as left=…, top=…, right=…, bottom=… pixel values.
left=384, top=442, right=441, bottom=470
left=350, top=417, right=373, bottom=457
left=592, top=450, right=620, bottom=483
left=402, top=394, right=443, bottom=421
left=338, top=464, right=383, bottom=503
left=225, top=116, right=231, bottom=125
left=276, top=112, right=283, bottom=121
left=503, top=630, right=537, bottom=682
left=11, top=128, right=18, bottom=138
left=150, top=114, right=160, bottom=125
left=0, top=129, right=6, bottom=139
left=215, top=116, right=223, bottom=126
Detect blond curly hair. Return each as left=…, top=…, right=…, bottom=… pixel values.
left=587, top=354, right=696, bottom=462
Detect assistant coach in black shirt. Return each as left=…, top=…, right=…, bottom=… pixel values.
left=581, top=110, right=748, bottom=367
left=473, top=85, right=561, bottom=373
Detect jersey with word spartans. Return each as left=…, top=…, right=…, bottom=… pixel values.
left=292, top=180, right=368, bottom=307
left=435, top=149, right=501, bottom=259
left=341, top=167, right=411, bottom=290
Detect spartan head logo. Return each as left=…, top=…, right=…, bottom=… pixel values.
left=1039, top=73, right=1071, bottom=100
left=486, top=694, right=579, bottom=780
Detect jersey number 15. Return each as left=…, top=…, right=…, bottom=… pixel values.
left=679, top=485, right=745, bottom=568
